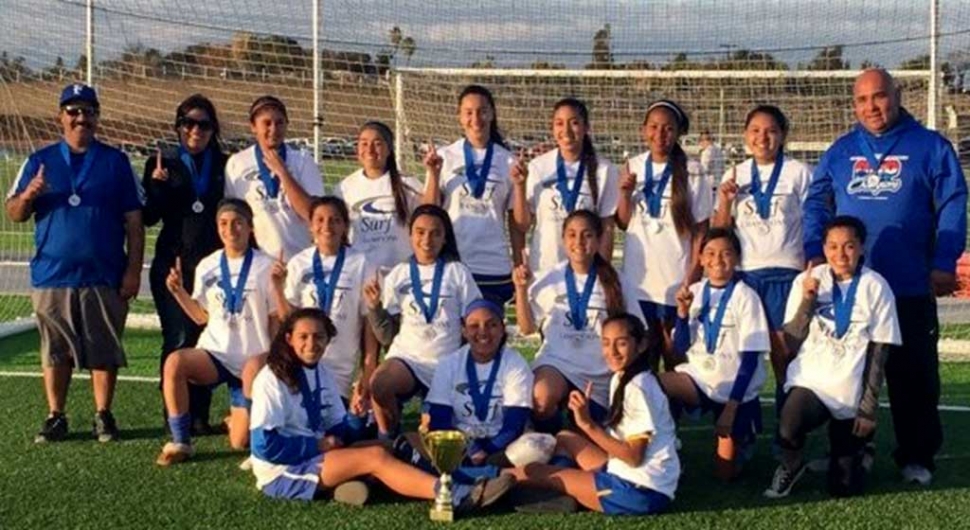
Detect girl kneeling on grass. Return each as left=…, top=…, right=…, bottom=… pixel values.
left=157, top=198, right=278, bottom=465
left=763, top=216, right=900, bottom=499
left=661, top=227, right=770, bottom=480
left=249, top=307, right=514, bottom=509
left=506, top=313, right=680, bottom=516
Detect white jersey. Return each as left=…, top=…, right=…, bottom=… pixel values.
left=284, top=246, right=374, bottom=398
left=622, top=153, right=713, bottom=305
left=526, top=149, right=619, bottom=272
left=673, top=279, right=770, bottom=403
left=784, top=265, right=901, bottom=420
left=529, top=260, right=644, bottom=407
left=249, top=363, right=346, bottom=490
left=717, top=157, right=812, bottom=271
left=224, top=145, right=325, bottom=260
left=605, top=371, right=680, bottom=500
left=426, top=344, right=533, bottom=440
left=383, top=259, right=482, bottom=387
left=434, top=139, right=516, bottom=277
left=192, top=249, right=278, bottom=377
left=335, top=169, right=422, bottom=272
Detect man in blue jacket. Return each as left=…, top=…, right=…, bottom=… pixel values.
left=4, top=84, right=145, bottom=444
left=804, top=69, right=968, bottom=485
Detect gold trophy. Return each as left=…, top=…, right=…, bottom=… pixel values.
left=420, top=429, right=468, bottom=522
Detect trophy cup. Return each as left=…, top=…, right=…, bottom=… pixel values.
left=420, top=429, right=468, bottom=522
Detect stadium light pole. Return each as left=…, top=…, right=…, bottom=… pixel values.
left=312, top=0, right=322, bottom=164
left=86, top=0, right=94, bottom=86
left=928, top=0, right=939, bottom=130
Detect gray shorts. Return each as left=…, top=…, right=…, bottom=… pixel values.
left=32, top=287, right=128, bottom=370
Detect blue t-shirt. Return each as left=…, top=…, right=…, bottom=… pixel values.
left=9, top=140, right=144, bottom=288
left=803, top=113, right=968, bottom=297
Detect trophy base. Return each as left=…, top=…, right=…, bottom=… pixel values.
left=429, top=507, right=455, bottom=523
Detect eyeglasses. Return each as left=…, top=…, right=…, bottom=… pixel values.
left=178, top=117, right=214, bottom=132
left=63, top=106, right=98, bottom=117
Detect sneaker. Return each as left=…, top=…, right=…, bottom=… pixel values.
left=333, top=480, right=370, bottom=506
left=763, top=463, right=806, bottom=499
left=513, top=488, right=578, bottom=514
left=901, top=465, right=932, bottom=486
left=93, top=410, right=119, bottom=443
left=155, top=442, right=195, bottom=466
left=238, top=456, right=253, bottom=471
left=35, top=413, right=68, bottom=443
left=456, top=474, right=515, bottom=514
left=806, top=456, right=829, bottom=473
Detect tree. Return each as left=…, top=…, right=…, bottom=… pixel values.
left=74, top=53, right=88, bottom=75
left=530, top=60, right=566, bottom=70
left=471, top=55, right=496, bottom=69
left=389, top=27, right=403, bottom=53
left=591, top=23, right=613, bottom=69
left=805, top=45, right=849, bottom=70
left=721, top=49, right=787, bottom=70
left=400, top=36, right=416, bottom=65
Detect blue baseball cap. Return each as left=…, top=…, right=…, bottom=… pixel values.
left=59, top=83, right=99, bottom=108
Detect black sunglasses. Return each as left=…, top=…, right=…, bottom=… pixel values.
left=177, top=117, right=214, bottom=131
left=63, top=105, right=98, bottom=117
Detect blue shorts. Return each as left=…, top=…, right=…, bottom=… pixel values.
left=593, top=471, right=671, bottom=516
left=691, top=381, right=763, bottom=444
left=740, top=268, right=799, bottom=331
left=205, top=352, right=247, bottom=409
left=260, top=454, right=324, bottom=501
left=638, top=300, right=677, bottom=323
left=473, top=273, right=514, bottom=306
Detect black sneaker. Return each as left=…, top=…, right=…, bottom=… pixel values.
left=763, top=463, right=806, bottom=499
left=93, top=410, right=120, bottom=443
left=35, top=412, right=68, bottom=443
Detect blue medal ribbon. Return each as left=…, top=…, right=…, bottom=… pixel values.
left=463, top=139, right=494, bottom=199
left=564, top=261, right=597, bottom=331
left=465, top=348, right=504, bottom=422
left=58, top=140, right=99, bottom=202
left=409, top=256, right=444, bottom=324
left=297, top=365, right=323, bottom=434
left=700, top=278, right=737, bottom=354
left=831, top=269, right=861, bottom=339
left=643, top=156, right=672, bottom=218
left=178, top=145, right=212, bottom=201
left=219, top=248, right=254, bottom=314
left=555, top=151, right=586, bottom=213
left=312, top=246, right=346, bottom=315
left=855, top=128, right=902, bottom=180
left=749, top=150, right=784, bottom=220
left=254, top=144, right=287, bottom=199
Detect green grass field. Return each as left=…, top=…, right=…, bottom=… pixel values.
left=1, top=328, right=969, bottom=529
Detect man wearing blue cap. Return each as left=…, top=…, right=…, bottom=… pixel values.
left=4, top=83, right=145, bottom=443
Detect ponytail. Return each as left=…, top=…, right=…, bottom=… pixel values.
left=668, top=143, right=695, bottom=237
left=582, top=135, right=599, bottom=208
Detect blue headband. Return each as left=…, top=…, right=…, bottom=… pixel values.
left=463, top=298, right=504, bottom=321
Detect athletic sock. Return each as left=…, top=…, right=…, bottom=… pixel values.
left=167, top=413, right=192, bottom=445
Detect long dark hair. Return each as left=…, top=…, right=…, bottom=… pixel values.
left=309, top=195, right=351, bottom=248
left=602, top=313, right=653, bottom=428
left=644, top=100, right=694, bottom=237
left=553, top=98, right=599, bottom=207
left=174, top=93, right=222, bottom=154
left=458, top=85, right=508, bottom=149
left=562, top=209, right=623, bottom=315
left=409, top=204, right=461, bottom=263
left=267, top=308, right=338, bottom=393
left=360, top=121, right=411, bottom=226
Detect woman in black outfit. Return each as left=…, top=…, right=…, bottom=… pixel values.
left=143, top=94, right=227, bottom=432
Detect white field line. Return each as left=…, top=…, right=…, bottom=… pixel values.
left=0, top=370, right=967, bottom=412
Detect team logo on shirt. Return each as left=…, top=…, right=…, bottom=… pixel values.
left=350, top=197, right=396, bottom=235
left=540, top=177, right=594, bottom=213
left=847, top=156, right=904, bottom=198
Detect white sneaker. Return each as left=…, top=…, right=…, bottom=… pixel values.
left=901, top=465, right=932, bottom=486
left=238, top=456, right=253, bottom=471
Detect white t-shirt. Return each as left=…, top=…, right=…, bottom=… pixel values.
left=249, top=363, right=346, bottom=489
left=529, top=260, right=644, bottom=407
left=284, top=246, right=374, bottom=398
left=426, top=344, right=533, bottom=440
left=717, top=157, right=812, bottom=271
left=224, top=145, right=325, bottom=260
left=622, top=153, right=713, bottom=305
left=784, top=265, right=901, bottom=420
left=605, top=371, right=680, bottom=500
left=673, top=279, right=770, bottom=403
left=335, top=169, right=422, bottom=272
left=383, top=259, right=482, bottom=387
left=434, top=139, right=516, bottom=277
left=192, top=249, right=278, bottom=377
left=526, top=149, right=619, bottom=272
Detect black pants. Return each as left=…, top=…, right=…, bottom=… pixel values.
left=150, top=262, right=212, bottom=425
left=885, top=295, right=942, bottom=470
left=778, top=387, right=868, bottom=458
